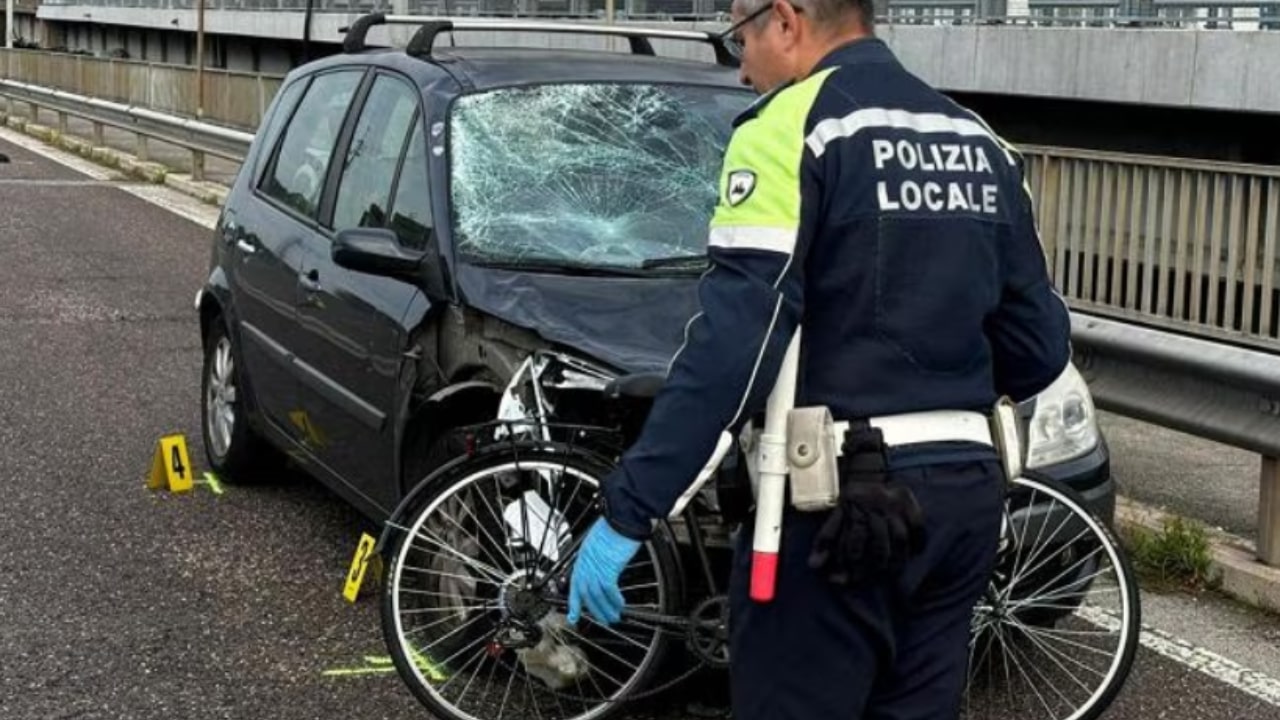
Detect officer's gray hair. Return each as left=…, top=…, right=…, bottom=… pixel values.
left=736, top=0, right=876, bottom=30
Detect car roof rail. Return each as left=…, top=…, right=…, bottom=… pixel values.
left=338, top=13, right=738, bottom=67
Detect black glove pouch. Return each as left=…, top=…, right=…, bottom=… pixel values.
left=807, top=424, right=927, bottom=586
left=714, top=441, right=754, bottom=528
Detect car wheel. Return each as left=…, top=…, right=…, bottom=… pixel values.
left=201, top=319, right=274, bottom=483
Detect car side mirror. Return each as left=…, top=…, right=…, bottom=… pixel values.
left=332, top=227, right=425, bottom=281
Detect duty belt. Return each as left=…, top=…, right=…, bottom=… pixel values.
left=836, top=409, right=994, bottom=451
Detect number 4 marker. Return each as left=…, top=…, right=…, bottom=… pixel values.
left=147, top=434, right=194, bottom=493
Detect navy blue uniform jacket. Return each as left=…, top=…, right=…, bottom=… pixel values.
left=602, top=37, right=1072, bottom=540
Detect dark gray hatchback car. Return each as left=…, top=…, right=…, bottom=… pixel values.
left=195, top=17, right=1114, bottom=540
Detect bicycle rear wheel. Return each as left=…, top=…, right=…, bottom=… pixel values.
left=962, top=472, right=1140, bottom=720
left=380, top=441, right=683, bottom=720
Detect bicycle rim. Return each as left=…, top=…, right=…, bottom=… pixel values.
left=384, top=453, right=674, bottom=720
left=962, top=474, right=1140, bottom=720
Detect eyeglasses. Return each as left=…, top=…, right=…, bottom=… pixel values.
left=717, top=2, right=776, bottom=61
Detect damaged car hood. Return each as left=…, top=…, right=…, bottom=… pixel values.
left=456, top=266, right=702, bottom=375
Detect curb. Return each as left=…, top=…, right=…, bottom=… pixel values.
left=1115, top=495, right=1280, bottom=614
left=0, top=110, right=230, bottom=206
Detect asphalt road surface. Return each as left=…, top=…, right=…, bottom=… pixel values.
left=3, top=129, right=1280, bottom=720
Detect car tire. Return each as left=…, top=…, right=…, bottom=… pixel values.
left=201, top=319, right=276, bottom=484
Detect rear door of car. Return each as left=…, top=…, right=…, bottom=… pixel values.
left=226, top=68, right=365, bottom=439
left=291, top=69, right=429, bottom=511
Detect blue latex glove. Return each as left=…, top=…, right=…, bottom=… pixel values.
left=567, top=517, right=642, bottom=627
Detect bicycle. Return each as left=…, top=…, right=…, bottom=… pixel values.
left=377, top=351, right=1140, bottom=720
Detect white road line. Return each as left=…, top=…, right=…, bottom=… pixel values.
left=1077, top=605, right=1280, bottom=706
left=0, top=125, right=220, bottom=230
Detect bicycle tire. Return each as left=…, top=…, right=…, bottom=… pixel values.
left=380, top=441, right=685, bottom=720
left=963, top=471, right=1141, bottom=720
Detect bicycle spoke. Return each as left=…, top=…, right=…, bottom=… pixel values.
left=496, top=651, right=520, bottom=720
left=402, top=603, right=501, bottom=615
left=1006, top=628, right=1078, bottom=714
left=1008, top=502, right=1079, bottom=595
left=1013, top=621, right=1118, bottom=659
left=997, top=622, right=1057, bottom=716
left=619, top=582, right=660, bottom=593
left=401, top=565, right=502, bottom=588
left=558, top=626, right=639, bottom=686
left=435, top=502, right=515, bottom=580
left=414, top=611, right=493, bottom=650
left=436, top=636, right=492, bottom=694
left=583, top=614, right=656, bottom=651
left=457, top=486, right=519, bottom=573
left=535, top=467, right=564, bottom=569
left=397, top=587, right=495, bottom=601
left=1007, top=487, right=1038, bottom=597
left=409, top=531, right=508, bottom=583
left=1011, top=527, right=1098, bottom=602
left=480, top=477, right=521, bottom=569
left=441, top=651, right=487, bottom=710
left=1007, top=616, right=1105, bottom=694
left=522, top=662, right=546, bottom=720
left=1011, top=546, right=1111, bottom=611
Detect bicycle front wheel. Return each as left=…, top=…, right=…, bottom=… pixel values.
left=380, top=442, right=683, bottom=720
left=963, top=472, right=1140, bottom=720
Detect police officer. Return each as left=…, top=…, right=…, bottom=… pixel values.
left=566, top=0, right=1073, bottom=717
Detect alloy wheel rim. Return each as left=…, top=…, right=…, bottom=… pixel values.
left=207, top=337, right=237, bottom=458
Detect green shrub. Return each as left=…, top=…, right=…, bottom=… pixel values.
left=1122, top=515, right=1215, bottom=590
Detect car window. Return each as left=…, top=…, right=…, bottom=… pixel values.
left=332, top=75, right=421, bottom=232
left=252, top=78, right=307, bottom=185
left=260, top=69, right=363, bottom=220
left=448, top=83, right=755, bottom=271
left=386, top=117, right=432, bottom=250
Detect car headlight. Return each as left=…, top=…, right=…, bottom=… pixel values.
left=1024, top=363, right=1101, bottom=469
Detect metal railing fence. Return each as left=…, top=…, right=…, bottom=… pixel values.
left=0, top=48, right=283, bottom=130
left=1024, top=147, right=1280, bottom=352
left=25, top=0, right=1280, bottom=27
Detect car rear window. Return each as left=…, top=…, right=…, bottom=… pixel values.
left=448, top=82, right=754, bottom=271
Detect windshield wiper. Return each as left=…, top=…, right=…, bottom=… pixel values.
left=471, top=258, right=651, bottom=277
left=640, top=254, right=709, bottom=270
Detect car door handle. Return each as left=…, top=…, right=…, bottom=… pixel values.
left=300, top=270, right=323, bottom=294
left=236, top=239, right=257, bottom=255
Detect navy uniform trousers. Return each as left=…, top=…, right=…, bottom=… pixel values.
left=728, top=458, right=1007, bottom=720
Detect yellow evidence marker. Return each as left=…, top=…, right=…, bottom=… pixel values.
left=147, top=433, right=194, bottom=493
left=343, top=533, right=378, bottom=603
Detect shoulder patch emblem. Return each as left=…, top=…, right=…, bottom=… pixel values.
left=726, top=170, right=757, bottom=207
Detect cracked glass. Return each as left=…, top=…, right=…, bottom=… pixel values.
left=448, top=83, right=754, bottom=271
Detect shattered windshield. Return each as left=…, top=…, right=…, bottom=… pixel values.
left=448, top=83, right=754, bottom=272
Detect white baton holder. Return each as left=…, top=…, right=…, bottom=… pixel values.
left=990, top=395, right=1024, bottom=484
left=748, top=330, right=802, bottom=603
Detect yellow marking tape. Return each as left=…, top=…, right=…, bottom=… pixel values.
left=323, top=652, right=446, bottom=681
left=199, top=472, right=224, bottom=495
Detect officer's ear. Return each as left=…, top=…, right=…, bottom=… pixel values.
left=774, top=0, right=806, bottom=49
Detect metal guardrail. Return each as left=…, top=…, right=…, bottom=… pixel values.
left=1072, top=312, right=1280, bottom=563
left=0, top=78, right=252, bottom=177
left=2, top=73, right=1280, bottom=563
